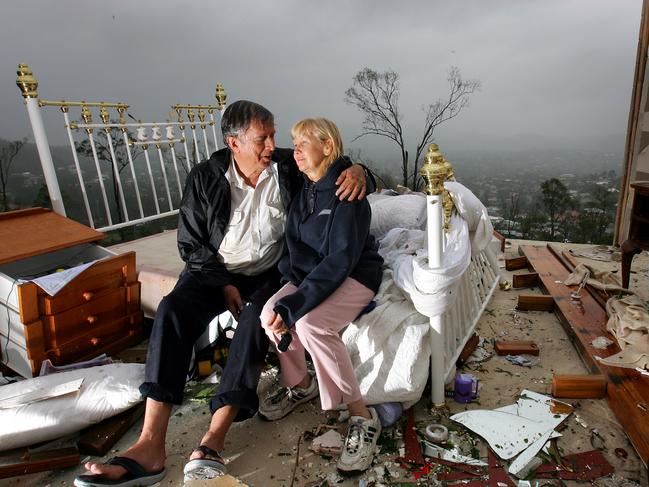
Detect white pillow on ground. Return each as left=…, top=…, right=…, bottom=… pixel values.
left=0, top=362, right=144, bottom=451
left=369, top=193, right=427, bottom=240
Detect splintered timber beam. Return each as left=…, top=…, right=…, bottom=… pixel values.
left=505, top=256, right=528, bottom=271
left=516, top=294, right=555, bottom=311
left=512, top=272, right=539, bottom=288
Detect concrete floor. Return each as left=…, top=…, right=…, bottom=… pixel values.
left=1, top=241, right=648, bottom=486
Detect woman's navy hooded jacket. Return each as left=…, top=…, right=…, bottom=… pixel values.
left=274, top=156, right=384, bottom=327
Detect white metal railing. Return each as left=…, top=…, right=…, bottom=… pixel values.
left=16, top=64, right=227, bottom=232
left=441, top=248, right=500, bottom=382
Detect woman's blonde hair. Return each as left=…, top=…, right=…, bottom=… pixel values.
left=291, top=117, right=343, bottom=165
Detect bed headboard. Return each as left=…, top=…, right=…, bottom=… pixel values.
left=16, top=63, right=227, bottom=233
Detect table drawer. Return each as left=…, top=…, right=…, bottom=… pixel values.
left=15, top=251, right=137, bottom=324
left=48, top=312, right=143, bottom=364
left=43, top=287, right=127, bottom=348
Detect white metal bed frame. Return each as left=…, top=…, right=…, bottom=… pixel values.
left=15, top=63, right=500, bottom=405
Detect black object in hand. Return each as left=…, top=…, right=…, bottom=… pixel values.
left=278, top=332, right=292, bottom=352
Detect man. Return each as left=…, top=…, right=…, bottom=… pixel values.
left=74, top=100, right=372, bottom=487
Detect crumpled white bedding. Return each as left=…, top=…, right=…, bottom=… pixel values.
left=344, top=182, right=493, bottom=405
left=0, top=363, right=144, bottom=451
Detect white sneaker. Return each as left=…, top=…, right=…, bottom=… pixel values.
left=337, top=407, right=382, bottom=474
left=258, top=373, right=319, bottom=421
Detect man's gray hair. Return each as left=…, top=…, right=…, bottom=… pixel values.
left=221, top=100, right=274, bottom=144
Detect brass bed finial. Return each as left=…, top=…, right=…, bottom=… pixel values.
left=16, top=63, right=38, bottom=99
left=419, top=143, right=456, bottom=231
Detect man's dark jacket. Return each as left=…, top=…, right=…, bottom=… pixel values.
left=176, top=147, right=375, bottom=289
left=176, top=147, right=301, bottom=288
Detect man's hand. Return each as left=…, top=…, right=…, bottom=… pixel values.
left=264, top=311, right=288, bottom=336
left=335, top=164, right=366, bottom=201
left=222, top=284, right=243, bottom=320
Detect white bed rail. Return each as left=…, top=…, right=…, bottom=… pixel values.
left=16, top=64, right=227, bottom=232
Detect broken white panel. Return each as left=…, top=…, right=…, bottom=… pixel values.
left=0, top=378, right=84, bottom=409
left=451, top=390, right=572, bottom=461
left=496, top=389, right=571, bottom=440
left=450, top=409, right=551, bottom=459
left=508, top=428, right=554, bottom=477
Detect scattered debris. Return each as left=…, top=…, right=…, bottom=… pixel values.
left=574, top=414, right=588, bottom=429
left=591, top=336, right=614, bottom=349
left=504, top=355, right=538, bottom=368
left=309, top=429, right=343, bottom=456
left=614, top=447, right=628, bottom=459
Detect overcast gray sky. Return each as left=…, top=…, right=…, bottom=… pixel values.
left=0, top=1, right=642, bottom=164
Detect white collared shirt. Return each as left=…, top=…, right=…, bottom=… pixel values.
left=218, top=159, right=286, bottom=275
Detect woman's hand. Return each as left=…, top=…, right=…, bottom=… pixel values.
left=265, top=311, right=288, bottom=336
left=335, top=164, right=366, bottom=201
left=222, top=284, right=243, bottom=320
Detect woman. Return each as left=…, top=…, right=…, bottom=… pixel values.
left=259, top=118, right=383, bottom=474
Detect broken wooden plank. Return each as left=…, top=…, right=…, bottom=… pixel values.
left=520, top=244, right=649, bottom=469
left=551, top=374, right=607, bottom=399
left=0, top=446, right=79, bottom=479
left=77, top=402, right=145, bottom=456
left=494, top=340, right=540, bottom=356
left=456, top=333, right=480, bottom=367
left=512, top=272, right=539, bottom=288
left=516, top=294, right=554, bottom=311
left=402, top=407, right=424, bottom=465
left=505, top=256, right=528, bottom=271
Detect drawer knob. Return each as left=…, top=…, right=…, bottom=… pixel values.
left=87, top=315, right=97, bottom=324
left=90, top=337, right=101, bottom=346
left=82, top=291, right=94, bottom=301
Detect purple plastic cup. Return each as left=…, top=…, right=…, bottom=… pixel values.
left=454, top=373, right=479, bottom=403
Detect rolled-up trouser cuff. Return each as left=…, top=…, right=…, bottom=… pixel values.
left=140, top=382, right=180, bottom=405
left=210, top=389, right=259, bottom=422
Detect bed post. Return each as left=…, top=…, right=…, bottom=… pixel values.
left=16, top=64, right=66, bottom=216
left=420, top=143, right=454, bottom=405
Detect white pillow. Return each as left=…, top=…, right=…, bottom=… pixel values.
left=369, top=194, right=427, bottom=240
left=0, top=363, right=144, bottom=451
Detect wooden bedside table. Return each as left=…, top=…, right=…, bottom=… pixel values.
left=621, top=181, right=649, bottom=289
left=0, top=208, right=143, bottom=377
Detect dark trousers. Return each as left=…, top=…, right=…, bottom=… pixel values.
left=140, top=266, right=281, bottom=421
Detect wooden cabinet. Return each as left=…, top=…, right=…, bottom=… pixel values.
left=0, top=208, right=142, bottom=377
left=621, top=181, right=649, bottom=288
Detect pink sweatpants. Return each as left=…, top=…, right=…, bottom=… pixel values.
left=261, top=278, right=374, bottom=410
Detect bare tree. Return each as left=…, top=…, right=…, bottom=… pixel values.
left=345, top=66, right=480, bottom=189
left=0, top=138, right=27, bottom=211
